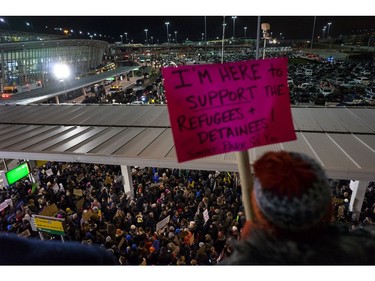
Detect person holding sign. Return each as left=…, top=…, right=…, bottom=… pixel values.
left=220, top=151, right=375, bottom=265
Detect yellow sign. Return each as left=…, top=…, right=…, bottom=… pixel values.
left=35, top=160, right=48, bottom=168
left=33, top=215, right=65, bottom=235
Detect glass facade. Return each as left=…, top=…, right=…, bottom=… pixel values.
left=0, top=39, right=109, bottom=92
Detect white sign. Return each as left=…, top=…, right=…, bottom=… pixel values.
left=0, top=199, right=12, bottom=212
left=45, top=169, right=53, bottom=177
left=156, top=215, right=170, bottom=231
left=203, top=209, right=209, bottom=224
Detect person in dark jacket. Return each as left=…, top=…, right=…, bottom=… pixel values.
left=0, top=233, right=117, bottom=265
left=221, top=151, right=375, bottom=265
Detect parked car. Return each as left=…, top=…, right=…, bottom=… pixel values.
left=364, top=94, right=375, bottom=105
left=333, top=77, right=345, bottom=86
left=295, top=90, right=310, bottom=103
left=135, top=79, right=144, bottom=86
left=365, top=87, right=375, bottom=95
left=125, top=87, right=134, bottom=95
left=353, top=76, right=371, bottom=86
left=320, top=87, right=334, bottom=96
left=313, top=93, right=326, bottom=106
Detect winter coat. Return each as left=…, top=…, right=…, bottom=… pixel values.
left=220, top=224, right=375, bottom=265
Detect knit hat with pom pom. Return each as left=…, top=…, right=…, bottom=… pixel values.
left=252, top=151, right=331, bottom=233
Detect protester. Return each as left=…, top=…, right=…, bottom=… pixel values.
left=220, top=151, right=375, bottom=265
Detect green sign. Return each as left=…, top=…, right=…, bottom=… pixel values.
left=5, top=162, right=30, bottom=185
left=106, top=77, right=115, bottom=81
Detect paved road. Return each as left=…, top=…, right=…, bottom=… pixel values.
left=301, top=48, right=350, bottom=61
left=69, top=76, right=139, bottom=104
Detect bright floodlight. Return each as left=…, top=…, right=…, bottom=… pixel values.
left=53, top=63, right=70, bottom=80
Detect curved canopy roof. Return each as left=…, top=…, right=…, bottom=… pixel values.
left=0, top=104, right=374, bottom=181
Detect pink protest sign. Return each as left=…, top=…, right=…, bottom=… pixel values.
left=162, top=58, right=296, bottom=163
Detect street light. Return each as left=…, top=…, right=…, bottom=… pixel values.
left=120, top=34, right=123, bottom=44
left=53, top=63, right=70, bottom=103
left=327, top=22, right=332, bottom=38
left=232, top=16, right=237, bottom=39
left=144, top=29, right=148, bottom=44
left=244, top=26, right=247, bottom=39
left=322, top=26, right=327, bottom=39
left=174, top=31, right=177, bottom=43
left=151, top=36, right=154, bottom=45
left=124, top=32, right=128, bottom=44
left=201, top=32, right=204, bottom=41
left=165, top=22, right=170, bottom=43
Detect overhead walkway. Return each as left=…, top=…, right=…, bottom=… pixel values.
left=0, top=66, right=139, bottom=105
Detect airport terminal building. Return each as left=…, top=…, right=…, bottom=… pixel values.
left=0, top=30, right=110, bottom=93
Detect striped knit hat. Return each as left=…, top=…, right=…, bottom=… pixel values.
left=252, top=151, right=331, bottom=233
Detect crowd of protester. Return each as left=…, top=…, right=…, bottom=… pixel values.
left=0, top=161, right=374, bottom=265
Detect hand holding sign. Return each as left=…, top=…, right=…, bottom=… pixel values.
left=162, top=58, right=296, bottom=163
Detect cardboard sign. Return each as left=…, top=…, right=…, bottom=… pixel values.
left=76, top=198, right=85, bottom=211
left=162, top=58, right=296, bottom=162
left=39, top=203, right=59, bottom=217
left=73, top=188, right=83, bottom=197
left=18, top=229, right=31, bottom=238
left=82, top=210, right=93, bottom=221
left=118, top=237, right=125, bottom=249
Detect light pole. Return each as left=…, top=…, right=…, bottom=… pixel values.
left=221, top=19, right=226, bottom=64
left=310, top=16, right=316, bottom=53
left=244, top=26, right=247, bottom=39
left=144, top=29, right=148, bottom=44
left=120, top=34, right=123, bottom=44
left=261, top=23, right=271, bottom=59
left=165, top=22, right=170, bottom=43
left=322, top=26, right=326, bottom=40
left=174, top=31, right=177, bottom=43
left=151, top=36, right=154, bottom=45
left=201, top=32, right=204, bottom=41
left=327, top=22, right=332, bottom=38
left=124, top=32, right=128, bottom=44
left=204, top=16, right=207, bottom=42
left=232, top=16, right=237, bottom=39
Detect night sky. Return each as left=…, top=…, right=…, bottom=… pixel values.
left=1, top=16, right=374, bottom=43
